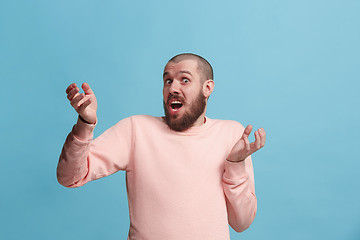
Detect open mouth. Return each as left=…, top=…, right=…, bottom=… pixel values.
left=170, top=100, right=183, bottom=110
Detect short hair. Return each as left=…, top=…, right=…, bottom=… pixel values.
left=167, top=53, right=214, bottom=82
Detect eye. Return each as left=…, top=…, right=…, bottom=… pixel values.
left=165, top=79, right=172, bottom=84
left=182, top=78, right=190, bottom=83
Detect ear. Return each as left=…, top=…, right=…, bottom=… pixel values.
left=202, top=79, right=214, bottom=98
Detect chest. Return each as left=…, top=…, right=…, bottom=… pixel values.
left=132, top=131, right=235, bottom=185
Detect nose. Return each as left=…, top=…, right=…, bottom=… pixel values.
left=169, top=80, right=181, bottom=94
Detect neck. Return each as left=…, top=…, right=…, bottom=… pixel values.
left=192, top=107, right=207, bottom=127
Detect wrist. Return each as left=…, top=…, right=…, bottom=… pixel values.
left=226, top=158, right=245, bottom=163
left=79, top=115, right=96, bottom=125
left=73, top=116, right=96, bottom=141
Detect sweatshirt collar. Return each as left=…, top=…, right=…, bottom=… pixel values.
left=160, top=116, right=212, bottom=136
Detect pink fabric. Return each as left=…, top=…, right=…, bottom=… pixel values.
left=57, top=115, right=257, bottom=239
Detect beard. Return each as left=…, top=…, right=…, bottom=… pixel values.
left=163, top=91, right=207, bottom=132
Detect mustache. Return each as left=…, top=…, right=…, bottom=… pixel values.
left=166, top=94, right=185, bottom=104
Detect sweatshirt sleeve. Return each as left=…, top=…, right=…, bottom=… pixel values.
left=57, top=116, right=134, bottom=188
left=222, top=156, right=257, bottom=232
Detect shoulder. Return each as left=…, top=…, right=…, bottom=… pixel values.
left=206, top=118, right=245, bottom=143
left=109, top=115, right=162, bottom=133
left=113, top=115, right=159, bottom=123
left=130, top=115, right=162, bottom=124
left=208, top=118, right=245, bottom=131
left=117, top=115, right=164, bottom=129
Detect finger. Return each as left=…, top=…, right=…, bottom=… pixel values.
left=244, top=135, right=250, bottom=151
left=77, top=98, right=92, bottom=113
left=70, top=93, right=85, bottom=109
left=242, top=125, right=253, bottom=138
left=254, top=130, right=261, bottom=150
left=66, top=83, right=77, bottom=94
left=259, top=128, right=266, bottom=147
left=82, top=82, right=94, bottom=95
left=67, top=87, right=79, bottom=101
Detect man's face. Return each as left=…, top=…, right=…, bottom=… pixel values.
left=163, top=59, right=207, bottom=132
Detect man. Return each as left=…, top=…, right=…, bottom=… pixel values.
left=57, top=53, right=266, bottom=239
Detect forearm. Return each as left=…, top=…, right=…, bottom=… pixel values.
left=57, top=117, right=96, bottom=187
left=222, top=158, right=257, bottom=232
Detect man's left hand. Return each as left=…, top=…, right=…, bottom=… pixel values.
left=227, top=125, right=266, bottom=162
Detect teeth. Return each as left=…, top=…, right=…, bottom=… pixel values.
left=171, top=100, right=182, bottom=104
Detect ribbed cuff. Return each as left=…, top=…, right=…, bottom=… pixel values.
left=72, top=116, right=97, bottom=141
left=224, top=159, right=247, bottom=180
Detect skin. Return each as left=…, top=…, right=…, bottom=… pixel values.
left=227, top=125, right=266, bottom=162
left=66, top=59, right=266, bottom=162
left=163, top=59, right=214, bottom=129
left=66, top=82, right=97, bottom=124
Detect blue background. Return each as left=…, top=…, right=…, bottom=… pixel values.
left=1, top=0, right=359, bottom=239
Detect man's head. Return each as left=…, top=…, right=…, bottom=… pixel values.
left=167, top=53, right=213, bottom=84
left=162, top=53, right=214, bottom=132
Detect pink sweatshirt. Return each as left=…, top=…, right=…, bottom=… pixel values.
left=57, top=115, right=257, bottom=239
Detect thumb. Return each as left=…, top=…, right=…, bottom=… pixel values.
left=82, top=82, right=94, bottom=95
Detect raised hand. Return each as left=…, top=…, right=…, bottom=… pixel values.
left=66, top=83, right=97, bottom=124
left=227, top=125, right=266, bottom=162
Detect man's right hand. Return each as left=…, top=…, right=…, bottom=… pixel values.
left=66, top=83, right=97, bottom=124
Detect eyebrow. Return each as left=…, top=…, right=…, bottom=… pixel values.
left=163, top=71, right=192, bottom=78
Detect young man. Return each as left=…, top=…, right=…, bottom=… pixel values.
left=57, top=53, right=266, bottom=239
